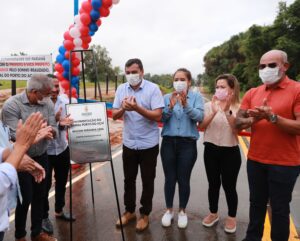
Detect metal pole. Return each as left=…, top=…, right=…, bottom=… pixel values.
left=105, top=103, right=125, bottom=241
left=11, top=80, right=16, bottom=96
left=106, top=74, right=109, bottom=95
left=115, top=75, right=118, bottom=91
left=69, top=51, right=73, bottom=241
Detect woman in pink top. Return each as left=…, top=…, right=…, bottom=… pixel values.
left=199, top=74, right=241, bottom=233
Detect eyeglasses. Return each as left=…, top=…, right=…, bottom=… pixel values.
left=258, top=63, right=278, bottom=70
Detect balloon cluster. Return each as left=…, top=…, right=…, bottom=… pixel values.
left=54, top=0, right=120, bottom=98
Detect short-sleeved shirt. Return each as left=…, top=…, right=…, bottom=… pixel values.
left=1, top=91, right=58, bottom=158
left=113, top=79, right=164, bottom=150
left=203, top=102, right=239, bottom=147
left=240, top=76, right=300, bottom=166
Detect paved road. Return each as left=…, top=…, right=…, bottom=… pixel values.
left=4, top=135, right=300, bottom=241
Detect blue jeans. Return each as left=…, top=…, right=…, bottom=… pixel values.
left=161, top=136, right=197, bottom=209
left=246, top=160, right=300, bottom=241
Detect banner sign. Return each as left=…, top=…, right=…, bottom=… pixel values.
left=66, top=102, right=111, bottom=164
left=0, top=55, right=53, bottom=80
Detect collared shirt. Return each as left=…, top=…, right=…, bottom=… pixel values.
left=113, top=79, right=164, bottom=150
left=161, top=90, right=204, bottom=140
left=0, top=122, right=21, bottom=221
left=1, top=91, right=58, bottom=157
left=0, top=159, right=17, bottom=232
left=0, top=122, right=12, bottom=149
left=47, top=96, right=68, bottom=156
left=240, top=76, right=300, bottom=166
left=203, top=102, right=239, bottom=146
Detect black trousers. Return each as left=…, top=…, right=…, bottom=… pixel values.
left=246, top=160, right=300, bottom=241
left=43, top=147, right=70, bottom=218
left=123, top=144, right=159, bottom=215
left=15, top=152, right=48, bottom=239
left=203, top=142, right=241, bottom=217
left=0, top=231, right=4, bottom=241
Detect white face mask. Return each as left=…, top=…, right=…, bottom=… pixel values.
left=126, top=74, right=142, bottom=87
left=173, top=81, right=187, bottom=92
left=259, top=67, right=282, bottom=85
left=37, top=96, right=51, bottom=105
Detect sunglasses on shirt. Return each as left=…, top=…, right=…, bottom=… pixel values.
left=258, top=62, right=278, bottom=70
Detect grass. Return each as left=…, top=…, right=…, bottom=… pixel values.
left=0, top=80, right=27, bottom=90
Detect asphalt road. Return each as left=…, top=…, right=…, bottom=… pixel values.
left=4, top=134, right=300, bottom=241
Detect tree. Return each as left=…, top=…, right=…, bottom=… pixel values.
left=84, top=44, right=115, bottom=82
left=202, top=0, right=300, bottom=92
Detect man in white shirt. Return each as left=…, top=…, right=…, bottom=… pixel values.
left=42, top=75, right=74, bottom=235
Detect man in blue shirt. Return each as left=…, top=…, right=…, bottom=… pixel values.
left=112, top=58, right=164, bottom=232
left=0, top=113, right=44, bottom=241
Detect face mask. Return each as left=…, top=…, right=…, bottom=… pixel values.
left=37, top=96, right=51, bottom=105
left=259, top=67, right=282, bottom=85
left=173, top=81, right=187, bottom=92
left=215, top=88, right=228, bottom=100
left=126, top=74, right=142, bottom=87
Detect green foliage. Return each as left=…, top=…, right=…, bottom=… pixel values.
left=203, top=0, right=300, bottom=92
left=83, top=44, right=118, bottom=82
left=144, top=73, right=174, bottom=89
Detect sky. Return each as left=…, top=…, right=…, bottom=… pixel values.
left=0, top=0, right=295, bottom=77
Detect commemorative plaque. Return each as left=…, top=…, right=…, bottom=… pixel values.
left=66, top=102, right=111, bottom=163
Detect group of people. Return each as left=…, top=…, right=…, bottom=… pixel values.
left=113, top=50, right=300, bottom=241
left=0, top=49, right=299, bottom=241
left=0, top=74, right=75, bottom=241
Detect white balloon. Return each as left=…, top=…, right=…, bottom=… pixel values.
left=113, top=0, right=120, bottom=4
left=74, top=15, right=82, bottom=26
left=69, top=27, right=81, bottom=38
left=73, top=38, right=83, bottom=47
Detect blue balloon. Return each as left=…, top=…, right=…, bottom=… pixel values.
left=58, top=45, right=66, bottom=55
left=56, top=54, right=65, bottom=64
left=89, top=23, right=98, bottom=32
left=90, top=9, right=100, bottom=21
left=91, top=0, right=102, bottom=9
left=62, top=71, right=70, bottom=80
left=89, top=31, right=95, bottom=36
left=71, top=76, right=80, bottom=86
left=62, top=60, right=70, bottom=71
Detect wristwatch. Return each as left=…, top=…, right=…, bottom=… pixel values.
left=269, top=114, right=278, bottom=123
left=225, top=110, right=232, bottom=116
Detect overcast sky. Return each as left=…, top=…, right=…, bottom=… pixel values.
left=0, top=0, right=295, bottom=77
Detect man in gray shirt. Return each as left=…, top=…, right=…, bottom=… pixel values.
left=2, top=74, right=58, bottom=241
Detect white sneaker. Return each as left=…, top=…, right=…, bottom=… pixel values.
left=161, top=210, right=174, bottom=227
left=177, top=210, right=188, bottom=229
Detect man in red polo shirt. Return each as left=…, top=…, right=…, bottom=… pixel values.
left=236, top=49, right=300, bottom=241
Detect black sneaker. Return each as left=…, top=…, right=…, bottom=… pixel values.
left=42, top=218, right=54, bottom=234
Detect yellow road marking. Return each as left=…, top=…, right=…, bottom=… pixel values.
left=238, top=137, right=299, bottom=241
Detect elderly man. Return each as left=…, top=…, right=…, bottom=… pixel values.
left=112, top=58, right=164, bottom=232
left=0, top=112, right=44, bottom=241
left=42, top=75, right=74, bottom=235
left=236, top=50, right=300, bottom=241
left=2, top=74, right=58, bottom=241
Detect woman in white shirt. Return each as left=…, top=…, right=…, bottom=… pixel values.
left=199, top=74, right=241, bottom=233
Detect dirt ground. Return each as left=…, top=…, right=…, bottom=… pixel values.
left=0, top=87, right=123, bottom=147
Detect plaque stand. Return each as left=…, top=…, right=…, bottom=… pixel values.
left=66, top=49, right=125, bottom=241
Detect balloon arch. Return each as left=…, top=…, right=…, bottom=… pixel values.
left=53, top=0, right=120, bottom=98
